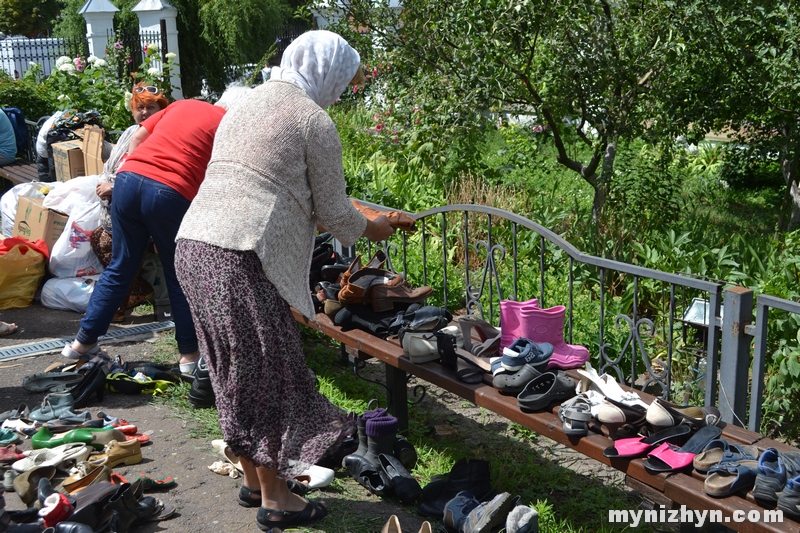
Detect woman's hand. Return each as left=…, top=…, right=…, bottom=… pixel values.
left=363, top=215, right=395, bottom=242
left=96, top=182, right=113, bottom=200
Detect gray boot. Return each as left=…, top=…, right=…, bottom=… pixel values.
left=30, top=392, right=74, bottom=422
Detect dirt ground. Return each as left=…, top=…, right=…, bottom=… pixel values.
left=0, top=302, right=632, bottom=533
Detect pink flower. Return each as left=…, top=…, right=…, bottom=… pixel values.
left=353, top=86, right=359, bottom=94
left=73, top=57, right=85, bottom=72
left=372, top=68, right=378, bottom=77
left=114, top=42, right=123, bottom=50
left=376, top=124, right=384, bottom=132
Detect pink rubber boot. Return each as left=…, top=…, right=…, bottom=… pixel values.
left=499, top=298, right=538, bottom=351
left=516, top=305, right=589, bottom=370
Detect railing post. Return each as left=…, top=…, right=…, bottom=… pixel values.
left=719, top=286, right=754, bottom=426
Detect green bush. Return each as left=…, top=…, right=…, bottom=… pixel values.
left=0, top=70, right=57, bottom=121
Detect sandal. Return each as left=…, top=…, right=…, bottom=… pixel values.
left=256, top=499, right=328, bottom=531
left=603, top=425, right=692, bottom=458
left=692, top=438, right=760, bottom=473
left=457, top=316, right=502, bottom=358
left=558, top=396, right=593, bottom=436
left=238, top=478, right=310, bottom=508
left=643, top=425, right=723, bottom=473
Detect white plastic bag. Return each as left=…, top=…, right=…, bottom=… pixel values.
left=1, top=183, right=45, bottom=238
left=41, top=275, right=101, bottom=312
left=42, top=175, right=100, bottom=216
left=49, top=201, right=104, bottom=278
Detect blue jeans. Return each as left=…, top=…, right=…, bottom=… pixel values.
left=77, top=172, right=199, bottom=354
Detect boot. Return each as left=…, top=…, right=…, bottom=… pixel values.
left=30, top=392, right=74, bottom=422
left=107, top=482, right=157, bottom=533
left=362, top=415, right=398, bottom=467
left=499, top=298, right=539, bottom=351
left=417, top=458, right=493, bottom=518
left=350, top=404, right=387, bottom=459
left=511, top=305, right=589, bottom=370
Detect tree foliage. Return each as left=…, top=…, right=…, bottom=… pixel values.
left=321, top=0, right=685, bottom=222
left=0, top=0, right=60, bottom=36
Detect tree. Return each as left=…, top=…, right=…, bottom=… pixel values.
left=318, top=0, right=685, bottom=222
left=664, top=1, right=800, bottom=231
left=0, top=0, right=60, bottom=36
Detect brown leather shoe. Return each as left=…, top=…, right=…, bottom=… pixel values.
left=338, top=267, right=432, bottom=312
left=351, top=199, right=417, bottom=232
left=59, top=463, right=111, bottom=495
left=89, top=439, right=142, bottom=469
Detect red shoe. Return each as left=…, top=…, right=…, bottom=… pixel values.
left=0, top=444, right=24, bottom=463
left=116, top=425, right=138, bottom=435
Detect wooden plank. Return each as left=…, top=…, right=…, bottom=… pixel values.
left=663, top=474, right=799, bottom=533
left=0, top=160, right=38, bottom=185
left=293, top=308, right=800, bottom=532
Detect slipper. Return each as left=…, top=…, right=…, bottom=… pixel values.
left=61, top=344, right=102, bottom=360
left=643, top=425, right=723, bottom=473
left=704, top=459, right=759, bottom=497
left=517, top=371, right=576, bottom=412
left=693, top=438, right=760, bottom=473
left=125, top=433, right=150, bottom=444
left=0, top=444, right=24, bottom=463
left=0, top=321, right=17, bottom=336
left=558, top=396, right=593, bottom=437
left=0, top=428, right=22, bottom=446
left=603, top=425, right=692, bottom=458
left=133, top=473, right=177, bottom=490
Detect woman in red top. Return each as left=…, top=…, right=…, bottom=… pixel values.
left=62, top=99, right=226, bottom=377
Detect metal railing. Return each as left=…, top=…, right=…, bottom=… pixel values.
left=345, top=201, right=799, bottom=432
left=0, top=36, right=89, bottom=78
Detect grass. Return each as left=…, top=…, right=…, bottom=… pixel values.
left=149, top=327, right=639, bottom=532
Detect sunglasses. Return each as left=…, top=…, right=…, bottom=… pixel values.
left=134, top=85, right=160, bottom=94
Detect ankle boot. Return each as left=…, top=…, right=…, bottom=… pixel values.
left=514, top=305, right=589, bottom=370
left=418, top=458, right=493, bottom=518
left=188, top=357, right=215, bottom=409
left=30, top=392, right=74, bottom=422
left=107, top=482, right=157, bottom=533
left=71, top=365, right=110, bottom=409
left=362, top=415, right=398, bottom=467
left=499, top=298, right=539, bottom=351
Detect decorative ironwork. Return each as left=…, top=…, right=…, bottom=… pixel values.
left=599, top=314, right=668, bottom=399
left=409, top=383, right=427, bottom=405
left=465, top=238, right=506, bottom=322
left=352, top=359, right=389, bottom=397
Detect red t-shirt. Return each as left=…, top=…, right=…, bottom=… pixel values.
left=118, top=100, right=226, bottom=201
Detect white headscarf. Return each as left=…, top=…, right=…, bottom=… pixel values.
left=270, top=30, right=361, bottom=109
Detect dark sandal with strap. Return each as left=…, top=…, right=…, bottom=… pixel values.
left=256, top=499, right=328, bottom=531
left=238, top=480, right=310, bottom=508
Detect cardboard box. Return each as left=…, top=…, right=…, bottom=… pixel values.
left=83, top=125, right=105, bottom=176
left=12, top=196, right=69, bottom=253
left=51, top=140, right=85, bottom=182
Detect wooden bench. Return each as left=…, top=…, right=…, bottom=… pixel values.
left=295, top=309, right=798, bottom=532
left=0, top=159, right=38, bottom=186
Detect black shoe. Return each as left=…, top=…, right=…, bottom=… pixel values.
left=344, top=454, right=392, bottom=497
left=71, top=364, right=109, bottom=409
left=417, top=459, right=493, bottom=518
left=378, top=453, right=421, bottom=504
left=188, top=357, right=215, bottom=409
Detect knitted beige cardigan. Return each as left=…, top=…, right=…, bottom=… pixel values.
left=176, top=80, right=366, bottom=319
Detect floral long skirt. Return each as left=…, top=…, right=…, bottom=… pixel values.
left=174, top=239, right=353, bottom=478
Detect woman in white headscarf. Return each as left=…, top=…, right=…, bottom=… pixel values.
left=175, top=31, right=394, bottom=531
